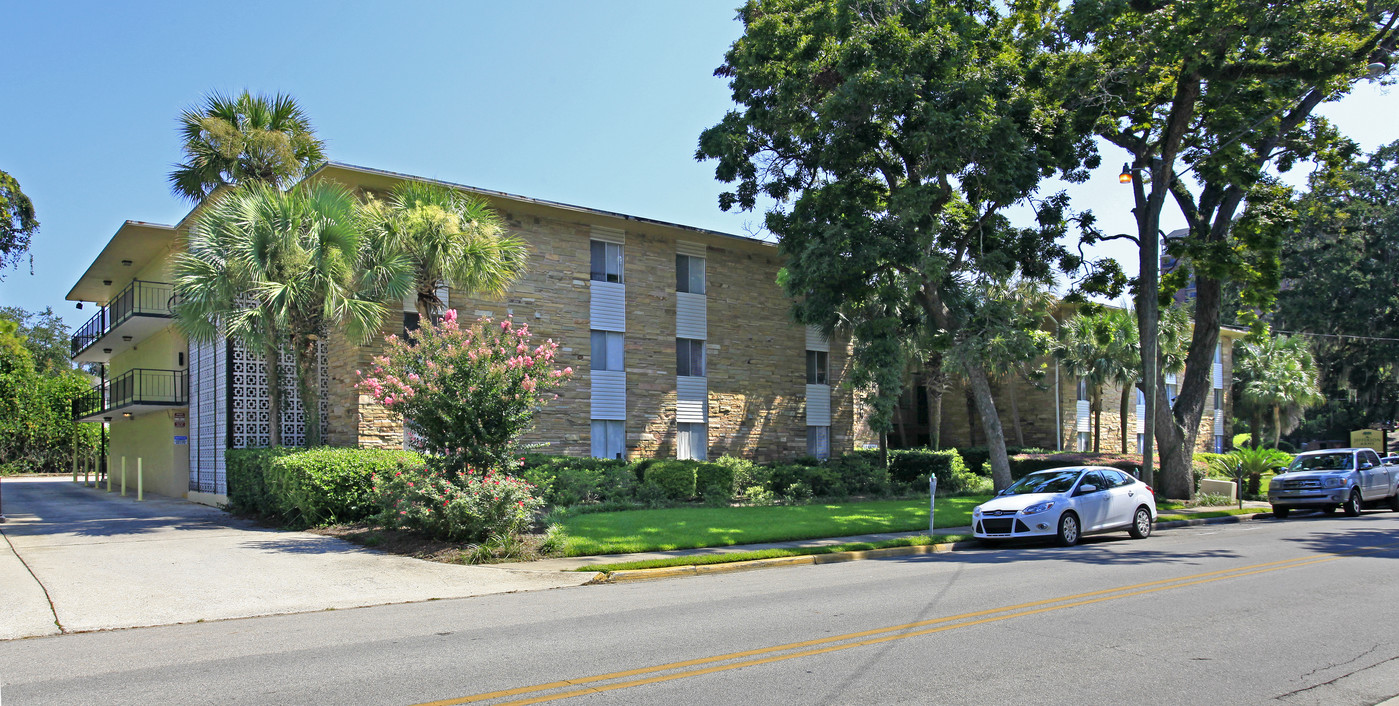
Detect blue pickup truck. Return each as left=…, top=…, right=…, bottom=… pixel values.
left=1268, top=447, right=1399, bottom=518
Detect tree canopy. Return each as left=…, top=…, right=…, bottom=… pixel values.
left=169, top=91, right=327, bottom=203
left=698, top=0, right=1118, bottom=489
left=0, top=168, right=39, bottom=279
left=1062, top=0, right=1398, bottom=497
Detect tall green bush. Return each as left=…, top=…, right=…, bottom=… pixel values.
left=695, top=462, right=735, bottom=502
left=888, top=449, right=979, bottom=493
left=225, top=447, right=299, bottom=516
left=641, top=460, right=698, bottom=501
left=226, top=446, right=421, bottom=525
left=517, top=454, right=636, bottom=507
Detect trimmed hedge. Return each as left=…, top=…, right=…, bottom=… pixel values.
left=226, top=447, right=300, bottom=517
left=518, top=454, right=636, bottom=507
left=695, top=462, right=734, bottom=502
left=226, top=446, right=422, bottom=525
left=888, top=449, right=981, bottom=493
left=1007, top=452, right=1142, bottom=480
left=642, top=460, right=700, bottom=501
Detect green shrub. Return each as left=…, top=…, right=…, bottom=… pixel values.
left=695, top=462, right=734, bottom=503
left=953, top=446, right=1046, bottom=476
left=716, top=454, right=769, bottom=494
left=641, top=460, right=698, bottom=501
left=826, top=452, right=891, bottom=496
left=268, top=447, right=422, bottom=526
left=769, top=463, right=847, bottom=498
left=518, top=454, right=636, bottom=507
left=1006, top=452, right=1142, bottom=481
left=225, top=447, right=300, bottom=517
left=372, top=465, right=541, bottom=542
left=888, top=449, right=978, bottom=493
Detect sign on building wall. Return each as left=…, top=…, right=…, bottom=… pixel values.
left=1350, top=429, right=1383, bottom=452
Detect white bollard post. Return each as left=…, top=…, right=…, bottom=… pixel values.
left=121, top=456, right=127, bottom=497
left=137, top=458, right=143, bottom=501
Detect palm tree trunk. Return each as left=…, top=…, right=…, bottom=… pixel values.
left=1006, top=378, right=1024, bottom=448
left=1120, top=384, right=1131, bottom=454
left=1251, top=409, right=1263, bottom=449
left=263, top=341, right=282, bottom=448
left=927, top=377, right=943, bottom=450
left=893, top=400, right=908, bottom=449
left=292, top=334, right=322, bottom=447
left=1092, top=388, right=1102, bottom=453
left=965, top=390, right=979, bottom=447
left=1272, top=405, right=1282, bottom=449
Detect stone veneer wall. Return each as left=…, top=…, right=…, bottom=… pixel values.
left=918, top=334, right=1238, bottom=455
left=321, top=193, right=845, bottom=463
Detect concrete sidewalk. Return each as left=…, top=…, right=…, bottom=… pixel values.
left=0, top=478, right=592, bottom=640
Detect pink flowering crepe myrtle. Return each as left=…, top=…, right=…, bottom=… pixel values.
left=358, top=309, right=573, bottom=474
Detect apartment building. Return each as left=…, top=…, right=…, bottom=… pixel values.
left=65, top=163, right=876, bottom=504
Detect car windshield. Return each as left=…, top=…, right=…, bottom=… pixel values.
left=1289, top=453, right=1353, bottom=472
left=1002, top=470, right=1082, bottom=495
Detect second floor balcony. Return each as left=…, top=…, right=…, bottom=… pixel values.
left=73, top=368, right=188, bottom=423
left=70, top=280, right=176, bottom=364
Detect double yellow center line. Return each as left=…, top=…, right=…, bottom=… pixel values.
left=419, top=542, right=1398, bottom=706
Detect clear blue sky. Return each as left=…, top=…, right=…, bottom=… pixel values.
left=4, top=1, right=1395, bottom=331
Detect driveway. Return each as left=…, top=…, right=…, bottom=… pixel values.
left=0, top=478, right=590, bottom=639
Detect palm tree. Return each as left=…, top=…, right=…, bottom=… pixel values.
left=169, top=91, right=326, bottom=203
left=357, top=180, right=527, bottom=321
left=173, top=182, right=411, bottom=446
left=1056, top=311, right=1114, bottom=452
left=1236, top=333, right=1323, bottom=449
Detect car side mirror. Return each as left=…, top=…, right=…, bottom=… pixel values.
left=1361, top=462, right=1374, bottom=470
left=1078, top=484, right=1098, bottom=494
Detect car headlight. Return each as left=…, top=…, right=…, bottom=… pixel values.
left=1324, top=477, right=1345, bottom=488
left=972, top=506, right=982, bottom=516
left=1021, top=501, right=1055, bottom=515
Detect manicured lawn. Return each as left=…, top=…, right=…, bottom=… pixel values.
left=559, top=496, right=988, bottom=556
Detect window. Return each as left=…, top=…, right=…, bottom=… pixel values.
left=1136, top=433, right=1145, bottom=453
left=677, top=338, right=705, bottom=377
left=1077, top=431, right=1090, bottom=452
left=590, top=240, right=623, bottom=283
left=807, top=426, right=830, bottom=460
left=1214, top=435, right=1224, bottom=454
left=590, top=330, right=624, bottom=371
left=806, top=350, right=828, bottom=385
left=1214, top=342, right=1222, bottom=364
left=403, top=311, right=421, bottom=339
left=592, top=420, right=626, bottom=460
left=1214, top=388, right=1223, bottom=410
left=677, top=422, right=707, bottom=460
left=1077, top=378, right=1089, bottom=402
left=1136, top=386, right=1145, bottom=405
left=1078, top=470, right=1107, bottom=493
left=1166, top=382, right=1177, bottom=406
left=676, top=254, right=705, bottom=294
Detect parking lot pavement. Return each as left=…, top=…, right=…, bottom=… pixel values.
left=0, top=478, right=592, bottom=639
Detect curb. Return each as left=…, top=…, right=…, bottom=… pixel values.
left=585, top=513, right=1273, bottom=584
left=589, top=540, right=977, bottom=583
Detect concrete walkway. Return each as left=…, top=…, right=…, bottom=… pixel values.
left=0, top=478, right=592, bottom=640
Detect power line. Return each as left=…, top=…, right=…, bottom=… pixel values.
left=1273, top=328, right=1399, bottom=344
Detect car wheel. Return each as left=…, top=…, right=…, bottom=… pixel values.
left=1390, top=492, right=1399, bottom=513
left=1056, top=512, right=1080, bottom=547
left=1128, top=506, right=1152, bottom=539
left=1273, top=507, right=1290, bottom=519
left=1344, top=489, right=1363, bottom=517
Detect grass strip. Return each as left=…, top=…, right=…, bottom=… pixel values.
left=560, top=496, right=986, bottom=556
left=1156, top=508, right=1264, bottom=522
left=577, top=534, right=974, bottom=572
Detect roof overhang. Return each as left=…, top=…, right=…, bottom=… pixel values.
left=66, top=221, right=177, bottom=304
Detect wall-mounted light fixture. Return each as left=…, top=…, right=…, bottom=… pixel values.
left=103, top=280, right=112, bottom=286
left=102, top=348, right=113, bottom=354
left=122, top=413, right=132, bottom=419
left=120, top=260, right=133, bottom=267
left=1119, top=163, right=1133, bottom=184
left=121, top=336, right=133, bottom=342
left=76, top=303, right=84, bottom=310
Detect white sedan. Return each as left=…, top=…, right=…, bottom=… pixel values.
left=973, top=466, right=1157, bottom=546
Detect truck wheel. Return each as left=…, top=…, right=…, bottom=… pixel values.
left=1273, top=507, right=1290, bottom=519
left=1056, top=512, right=1080, bottom=547
left=1344, top=489, right=1363, bottom=517
left=1390, top=492, right=1399, bottom=512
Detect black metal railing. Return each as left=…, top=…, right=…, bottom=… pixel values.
left=70, top=280, right=176, bottom=357
left=73, top=368, right=188, bottom=420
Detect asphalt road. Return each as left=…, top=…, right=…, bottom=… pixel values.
left=4, top=511, right=1399, bottom=706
